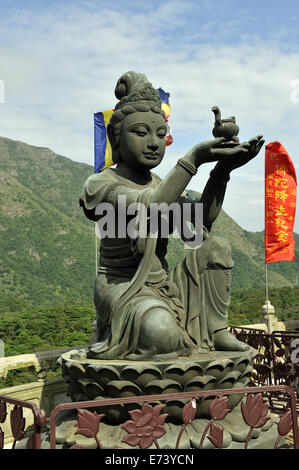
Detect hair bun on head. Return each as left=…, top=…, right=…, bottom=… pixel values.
left=114, top=71, right=149, bottom=100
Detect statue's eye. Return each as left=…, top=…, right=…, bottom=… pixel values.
left=131, top=125, right=148, bottom=136
left=157, top=130, right=166, bottom=139
left=134, top=130, right=147, bottom=137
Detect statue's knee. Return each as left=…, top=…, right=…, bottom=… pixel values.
left=138, top=308, right=179, bottom=353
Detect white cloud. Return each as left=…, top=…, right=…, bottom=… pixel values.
left=248, top=199, right=264, bottom=205
left=0, top=0, right=298, bottom=233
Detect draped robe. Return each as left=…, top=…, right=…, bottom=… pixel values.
left=80, top=168, right=234, bottom=360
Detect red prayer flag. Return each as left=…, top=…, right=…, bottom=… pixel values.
left=265, top=142, right=297, bottom=263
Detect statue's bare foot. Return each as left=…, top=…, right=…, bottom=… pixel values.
left=214, top=329, right=249, bottom=351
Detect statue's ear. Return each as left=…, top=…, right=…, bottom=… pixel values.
left=107, top=123, right=121, bottom=163
left=107, top=123, right=117, bottom=150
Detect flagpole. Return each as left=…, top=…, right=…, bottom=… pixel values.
left=95, top=223, right=98, bottom=278
left=265, top=263, right=270, bottom=333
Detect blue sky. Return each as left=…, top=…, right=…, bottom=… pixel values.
left=0, top=0, right=298, bottom=233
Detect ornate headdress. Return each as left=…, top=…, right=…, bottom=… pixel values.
left=114, top=71, right=163, bottom=116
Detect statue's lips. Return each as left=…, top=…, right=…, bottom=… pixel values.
left=143, top=153, right=160, bottom=160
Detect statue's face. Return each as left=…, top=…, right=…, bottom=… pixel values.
left=119, top=111, right=167, bottom=171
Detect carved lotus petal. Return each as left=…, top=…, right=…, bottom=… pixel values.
left=281, top=336, right=292, bottom=347
left=136, top=412, right=153, bottom=428
left=122, top=420, right=137, bottom=434
left=273, top=337, right=283, bottom=349
left=152, top=425, right=166, bottom=439
left=234, top=357, right=250, bottom=373
left=182, top=399, right=197, bottom=424
left=0, top=402, right=7, bottom=423
left=207, top=422, right=224, bottom=449
left=217, top=371, right=241, bottom=388
left=273, top=363, right=291, bottom=380
left=180, top=366, right=203, bottom=385
left=184, top=375, right=217, bottom=393
left=106, top=380, right=142, bottom=397
left=253, top=363, right=272, bottom=376
left=275, top=348, right=286, bottom=357
left=121, top=403, right=167, bottom=449
left=86, top=365, right=120, bottom=385
left=36, top=409, right=48, bottom=427
left=74, top=409, right=105, bottom=439
left=129, top=408, right=143, bottom=422
left=278, top=410, right=293, bottom=436
left=209, top=396, right=231, bottom=421
left=10, top=405, right=25, bottom=441
left=121, top=365, right=162, bottom=389
left=68, top=362, right=86, bottom=382
left=163, top=365, right=185, bottom=381
left=144, top=379, right=181, bottom=395
left=78, top=379, right=104, bottom=399
left=204, top=359, right=234, bottom=379
left=163, top=363, right=202, bottom=385
left=239, top=365, right=253, bottom=379
left=122, top=434, right=140, bottom=447
left=241, top=394, right=270, bottom=428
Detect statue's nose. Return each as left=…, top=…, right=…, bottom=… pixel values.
left=147, top=135, right=159, bottom=150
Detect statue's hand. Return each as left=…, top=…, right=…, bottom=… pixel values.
left=194, top=137, right=249, bottom=167
left=214, top=134, right=265, bottom=173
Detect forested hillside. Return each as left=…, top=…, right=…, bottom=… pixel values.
left=0, top=136, right=297, bottom=305
left=0, top=135, right=298, bottom=387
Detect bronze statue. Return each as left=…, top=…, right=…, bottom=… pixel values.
left=80, top=71, right=264, bottom=361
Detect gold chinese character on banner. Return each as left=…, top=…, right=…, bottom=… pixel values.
left=275, top=218, right=288, bottom=229
left=275, top=190, right=288, bottom=202
left=275, top=205, right=288, bottom=216
left=267, top=187, right=274, bottom=197
left=275, top=231, right=289, bottom=242
left=274, top=177, right=288, bottom=188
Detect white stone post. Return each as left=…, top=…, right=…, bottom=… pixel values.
left=261, top=300, right=285, bottom=333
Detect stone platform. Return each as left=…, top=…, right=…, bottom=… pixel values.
left=16, top=347, right=286, bottom=449
left=57, top=347, right=259, bottom=424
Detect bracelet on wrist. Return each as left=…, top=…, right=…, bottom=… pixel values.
left=177, top=158, right=197, bottom=176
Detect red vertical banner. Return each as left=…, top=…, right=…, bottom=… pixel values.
left=265, top=142, right=297, bottom=263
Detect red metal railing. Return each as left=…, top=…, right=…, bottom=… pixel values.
left=0, top=384, right=297, bottom=449
left=230, top=327, right=299, bottom=397
left=0, top=395, right=48, bottom=449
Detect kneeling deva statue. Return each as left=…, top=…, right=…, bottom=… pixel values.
left=80, top=71, right=264, bottom=361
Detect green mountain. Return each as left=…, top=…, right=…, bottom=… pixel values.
left=0, top=136, right=297, bottom=305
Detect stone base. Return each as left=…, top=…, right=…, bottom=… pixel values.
left=58, top=347, right=258, bottom=423
left=48, top=347, right=285, bottom=449
left=15, top=347, right=290, bottom=450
